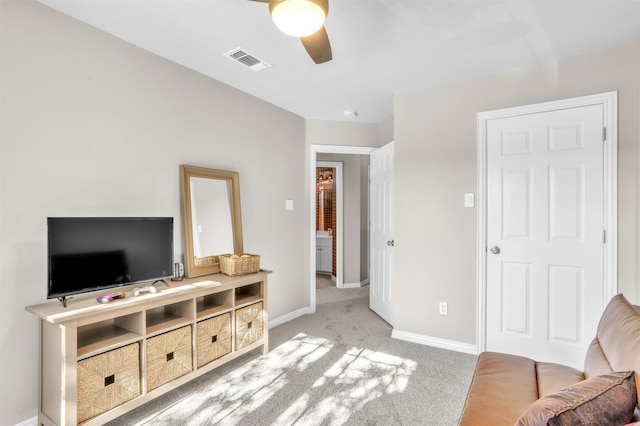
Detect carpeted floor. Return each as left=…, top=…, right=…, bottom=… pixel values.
left=107, top=286, right=477, bottom=425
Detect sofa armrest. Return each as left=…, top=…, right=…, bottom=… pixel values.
left=458, top=352, right=538, bottom=426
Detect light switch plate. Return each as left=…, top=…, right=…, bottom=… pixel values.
left=285, top=199, right=294, bottom=211
left=464, top=193, right=475, bottom=208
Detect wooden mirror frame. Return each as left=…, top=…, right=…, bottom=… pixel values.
left=180, top=165, right=243, bottom=277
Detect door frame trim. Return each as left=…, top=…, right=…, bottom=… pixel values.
left=476, top=91, right=618, bottom=354
left=309, top=145, right=377, bottom=313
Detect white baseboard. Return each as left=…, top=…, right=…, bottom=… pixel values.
left=392, top=329, right=478, bottom=355
left=15, top=417, right=37, bottom=426
left=342, top=278, right=369, bottom=289
left=268, top=307, right=312, bottom=329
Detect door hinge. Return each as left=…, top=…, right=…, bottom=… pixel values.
left=603, top=230, right=606, bottom=244
left=603, top=127, right=607, bottom=142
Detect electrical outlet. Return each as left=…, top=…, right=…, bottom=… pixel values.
left=439, top=302, right=448, bottom=315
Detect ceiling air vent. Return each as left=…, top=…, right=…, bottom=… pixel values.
left=224, top=47, right=271, bottom=72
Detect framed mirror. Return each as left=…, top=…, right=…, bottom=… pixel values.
left=180, top=165, right=243, bottom=278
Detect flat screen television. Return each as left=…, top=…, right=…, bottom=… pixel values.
left=48, top=217, right=173, bottom=306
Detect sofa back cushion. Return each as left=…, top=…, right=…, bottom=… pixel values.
left=583, top=337, right=613, bottom=376
left=584, top=294, right=640, bottom=407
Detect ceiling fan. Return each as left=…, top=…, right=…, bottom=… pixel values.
left=249, top=0, right=333, bottom=64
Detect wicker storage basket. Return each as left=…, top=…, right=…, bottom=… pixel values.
left=146, top=326, right=193, bottom=392
left=196, top=313, right=232, bottom=367
left=219, top=253, right=260, bottom=276
left=77, top=342, right=140, bottom=423
left=235, top=302, right=264, bottom=350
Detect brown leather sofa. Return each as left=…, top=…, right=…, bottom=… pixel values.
left=459, top=293, right=640, bottom=425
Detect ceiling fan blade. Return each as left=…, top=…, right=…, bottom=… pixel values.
left=301, top=26, right=332, bottom=64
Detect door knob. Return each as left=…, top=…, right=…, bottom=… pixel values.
left=387, top=240, right=395, bottom=246
left=490, top=246, right=500, bottom=254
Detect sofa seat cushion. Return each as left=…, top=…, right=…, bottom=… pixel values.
left=516, top=371, right=637, bottom=425
left=458, top=352, right=539, bottom=426
left=536, top=362, right=585, bottom=397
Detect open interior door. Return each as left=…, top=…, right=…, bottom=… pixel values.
left=369, top=141, right=394, bottom=324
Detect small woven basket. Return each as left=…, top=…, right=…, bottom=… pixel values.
left=235, top=302, right=264, bottom=350
left=196, top=313, right=232, bottom=367
left=146, top=326, right=193, bottom=392
left=219, top=254, right=260, bottom=276
left=77, top=342, right=140, bottom=423
left=194, top=255, right=217, bottom=267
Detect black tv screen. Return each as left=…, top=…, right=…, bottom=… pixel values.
left=47, top=217, right=173, bottom=302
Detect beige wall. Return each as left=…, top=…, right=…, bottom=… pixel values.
left=379, top=115, right=395, bottom=146
left=393, top=41, right=640, bottom=346
left=0, top=2, right=308, bottom=424
left=306, top=119, right=381, bottom=147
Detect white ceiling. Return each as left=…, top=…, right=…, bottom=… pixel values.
left=37, top=0, right=640, bottom=123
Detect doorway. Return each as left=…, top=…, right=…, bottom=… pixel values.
left=309, top=145, right=377, bottom=313
left=315, top=161, right=341, bottom=287
left=477, top=92, right=618, bottom=368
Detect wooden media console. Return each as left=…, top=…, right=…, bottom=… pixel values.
left=26, top=271, right=270, bottom=425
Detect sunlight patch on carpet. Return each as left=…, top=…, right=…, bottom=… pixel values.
left=277, top=347, right=417, bottom=425
left=132, top=332, right=417, bottom=425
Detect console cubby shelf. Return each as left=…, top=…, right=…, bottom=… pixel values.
left=145, top=300, right=194, bottom=336
left=77, top=316, right=143, bottom=360
left=196, top=289, right=233, bottom=320
left=235, top=282, right=263, bottom=308
left=26, top=270, right=270, bottom=426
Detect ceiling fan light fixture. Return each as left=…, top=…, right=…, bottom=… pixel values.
left=270, top=0, right=327, bottom=38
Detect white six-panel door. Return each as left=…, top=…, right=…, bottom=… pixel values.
left=370, top=141, right=394, bottom=325
left=485, top=104, right=606, bottom=369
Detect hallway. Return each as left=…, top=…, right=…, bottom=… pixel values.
left=316, top=274, right=335, bottom=289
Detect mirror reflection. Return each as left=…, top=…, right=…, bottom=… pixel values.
left=190, top=177, right=234, bottom=258
left=180, top=165, right=243, bottom=278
